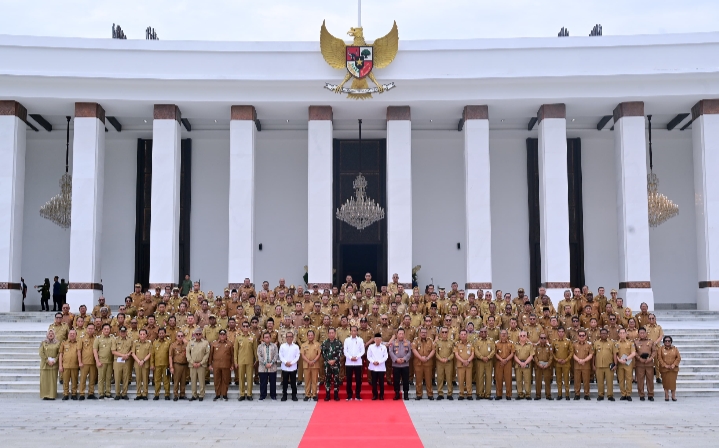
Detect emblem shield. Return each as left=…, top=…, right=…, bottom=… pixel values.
left=346, top=46, right=373, bottom=79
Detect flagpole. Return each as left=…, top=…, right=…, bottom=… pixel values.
left=358, top=0, right=362, bottom=27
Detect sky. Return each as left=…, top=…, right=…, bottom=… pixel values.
left=0, top=0, right=717, bottom=41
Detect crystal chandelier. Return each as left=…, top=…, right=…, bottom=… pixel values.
left=646, top=115, right=678, bottom=227
left=335, top=119, right=385, bottom=231
left=336, top=173, right=385, bottom=230
left=40, top=116, right=72, bottom=229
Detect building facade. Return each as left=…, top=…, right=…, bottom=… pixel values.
left=0, top=32, right=718, bottom=311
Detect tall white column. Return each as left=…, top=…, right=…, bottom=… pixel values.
left=0, top=101, right=26, bottom=312
left=614, top=102, right=654, bottom=310
left=386, top=106, right=412, bottom=288
left=228, top=106, right=256, bottom=289
left=149, top=104, right=182, bottom=290
left=66, top=103, right=106, bottom=312
left=463, top=105, right=492, bottom=297
left=537, top=104, right=571, bottom=301
left=307, top=106, right=333, bottom=289
left=692, top=99, right=719, bottom=310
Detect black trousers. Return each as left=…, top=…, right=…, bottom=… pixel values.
left=259, top=371, right=277, bottom=399
left=345, top=365, right=363, bottom=398
left=281, top=370, right=297, bottom=397
left=393, top=366, right=410, bottom=396
left=371, top=371, right=385, bottom=398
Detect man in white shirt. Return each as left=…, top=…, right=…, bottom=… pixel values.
left=367, top=332, right=388, bottom=400
left=343, top=326, right=366, bottom=401
left=279, top=332, right=300, bottom=402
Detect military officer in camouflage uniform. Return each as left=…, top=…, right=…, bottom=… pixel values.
left=321, top=328, right=343, bottom=401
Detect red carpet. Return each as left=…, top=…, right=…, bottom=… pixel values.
left=299, top=371, right=423, bottom=448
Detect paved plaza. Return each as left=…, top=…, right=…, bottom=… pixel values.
left=1, top=396, right=717, bottom=447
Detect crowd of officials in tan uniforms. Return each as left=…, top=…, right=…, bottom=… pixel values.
left=39, top=274, right=683, bottom=403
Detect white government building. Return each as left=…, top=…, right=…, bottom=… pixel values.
left=1, top=29, right=718, bottom=314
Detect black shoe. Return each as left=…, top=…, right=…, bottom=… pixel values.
left=403, top=395, right=409, bottom=401
left=466, top=396, right=473, bottom=401
left=447, top=395, right=453, bottom=400
left=247, top=396, right=253, bottom=401
left=584, top=395, right=590, bottom=401
left=627, top=397, right=633, bottom=401
left=198, top=397, right=203, bottom=401
left=180, top=396, right=187, bottom=400
left=62, top=395, right=69, bottom=401
left=174, top=397, right=178, bottom=401
left=657, top=378, right=662, bottom=384
left=458, top=396, right=464, bottom=401
left=648, top=397, right=654, bottom=401
left=547, top=397, right=554, bottom=400
left=506, top=396, right=511, bottom=400
left=143, top=396, right=148, bottom=401
left=393, top=394, right=400, bottom=401
left=239, top=396, right=245, bottom=401
left=437, top=395, right=444, bottom=401
left=346, top=397, right=352, bottom=401
left=189, top=397, right=196, bottom=401
left=134, top=397, right=142, bottom=401
left=372, top=396, right=378, bottom=401
left=153, top=396, right=160, bottom=401
left=608, top=397, right=615, bottom=401
left=213, top=396, right=220, bottom=402
left=620, top=396, right=626, bottom=401
left=79, top=395, right=85, bottom=401
left=525, top=396, right=531, bottom=401
left=639, top=396, right=645, bottom=401
left=428, top=396, right=434, bottom=401
left=114, top=396, right=121, bottom=401
left=99, top=396, right=105, bottom=400
left=122, top=395, right=129, bottom=400
left=297, top=381, right=302, bottom=385
left=565, top=396, right=570, bottom=401
left=325, top=394, right=331, bottom=402
left=304, top=397, right=310, bottom=401
left=334, top=391, right=340, bottom=401
left=224, top=396, right=229, bottom=401
left=597, top=396, right=604, bottom=401
left=71, top=395, right=78, bottom=400
left=87, top=394, right=97, bottom=400
left=415, top=397, right=422, bottom=401
left=534, top=397, right=541, bottom=400
left=165, top=396, right=171, bottom=401
left=282, top=396, right=288, bottom=402
left=574, top=395, right=580, bottom=400
left=379, top=396, right=384, bottom=401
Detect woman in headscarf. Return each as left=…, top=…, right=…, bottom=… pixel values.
left=39, top=329, right=61, bottom=400
left=621, top=307, right=637, bottom=330
left=658, top=335, right=681, bottom=401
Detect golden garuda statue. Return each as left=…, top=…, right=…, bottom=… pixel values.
left=320, top=20, right=398, bottom=100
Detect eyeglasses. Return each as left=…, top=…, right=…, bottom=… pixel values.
left=540, top=336, right=546, bottom=339
left=440, top=331, right=448, bottom=333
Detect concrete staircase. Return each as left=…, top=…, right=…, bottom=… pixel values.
left=1, top=312, right=717, bottom=397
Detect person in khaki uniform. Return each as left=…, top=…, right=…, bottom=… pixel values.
left=59, top=329, right=80, bottom=399
left=593, top=328, right=617, bottom=401
left=151, top=328, right=172, bottom=400
left=411, top=327, right=435, bottom=400
left=187, top=329, right=211, bottom=401
left=169, top=331, right=188, bottom=400
left=93, top=323, right=114, bottom=399
left=301, top=329, right=321, bottom=401
left=514, top=331, right=535, bottom=400
left=658, top=335, right=681, bottom=401
left=472, top=328, right=496, bottom=400
left=209, top=329, right=234, bottom=401
left=454, top=330, right=474, bottom=400
left=78, top=323, right=97, bottom=399
left=494, top=330, right=515, bottom=400
left=434, top=327, right=455, bottom=400
left=615, top=328, right=636, bottom=401
left=132, top=329, right=153, bottom=400
left=111, top=327, right=133, bottom=400
left=534, top=333, right=554, bottom=400
left=551, top=328, right=573, bottom=400
left=49, top=313, right=69, bottom=343
left=573, top=330, right=593, bottom=400
left=234, top=321, right=257, bottom=401
left=635, top=327, right=657, bottom=401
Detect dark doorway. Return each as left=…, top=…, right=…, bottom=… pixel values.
left=526, top=137, right=585, bottom=301
left=333, top=138, right=387, bottom=287
left=134, top=138, right=192, bottom=289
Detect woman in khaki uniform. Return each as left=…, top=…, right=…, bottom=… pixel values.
left=658, top=336, right=681, bottom=401
left=39, top=329, right=60, bottom=400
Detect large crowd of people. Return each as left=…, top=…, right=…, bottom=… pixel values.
left=38, top=273, right=682, bottom=403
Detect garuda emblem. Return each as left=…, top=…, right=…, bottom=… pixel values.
left=320, top=20, right=398, bottom=100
